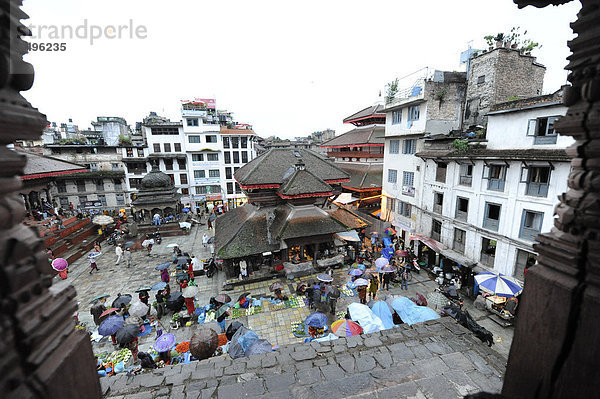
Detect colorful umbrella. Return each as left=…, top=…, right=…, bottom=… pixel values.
left=375, top=257, right=389, bottom=268
left=182, top=286, right=200, bottom=298
left=380, top=265, right=395, bottom=273
left=92, top=215, right=114, bottom=225
left=364, top=268, right=378, bottom=274
left=474, top=272, right=523, bottom=297
left=115, top=324, right=139, bottom=345
left=99, top=307, right=119, bottom=318
left=214, top=294, right=231, bottom=304
left=51, top=258, right=68, bottom=271
left=395, top=250, right=408, bottom=257
left=151, top=282, right=167, bottom=291
left=317, top=274, right=333, bottom=282
left=155, top=262, right=170, bottom=271
left=238, top=292, right=251, bottom=302
left=305, top=312, right=328, bottom=328
left=112, top=294, right=132, bottom=308
left=98, top=315, right=124, bottom=336
left=354, top=278, right=369, bottom=287
left=154, top=333, right=176, bottom=352
left=88, top=294, right=109, bottom=304
left=269, top=282, right=285, bottom=292
left=166, top=243, right=180, bottom=248
left=129, top=301, right=149, bottom=318
left=384, top=227, right=397, bottom=236
left=348, top=269, right=363, bottom=276
left=331, top=319, right=363, bottom=337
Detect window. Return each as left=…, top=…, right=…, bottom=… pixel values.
left=231, top=137, right=239, bottom=148
left=78, top=195, right=87, bottom=205
left=177, top=158, right=186, bottom=169
left=386, top=197, right=395, bottom=211
left=95, top=179, right=104, bottom=191
left=523, top=166, right=550, bottom=197
left=433, top=193, right=443, bottom=214
left=455, top=197, right=469, bottom=221
left=514, top=249, right=536, bottom=281
left=193, top=170, right=205, bottom=179
left=59, top=197, right=69, bottom=207
left=481, top=238, right=497, bottom=267
left=241, top=151, right=248, bottom=163
left=227, top=182, right=234, bottom=195
left=233, top=151, right=240, bottom=163
left=163, top=143, right=171, bottom=152
left=112, top=163, right=120, bottom=171
left=527, top=116, right=560, bottom=145
left=180, top=174, right=188, bottom=184
left=113, top=179, right=122, bottom=191
left=485, top=165, right=506, bottom=192
left=388, top=169, right=398, bottom=184
left=453, top=228, right=466, bottom=254
left=116, top=194, right=125, bottom=205
left=181, top=188, right=189, bottom=195
left=56, top=181, right=67, bottom=193
left=206, top=135, right=217, bottom=143
left=208, top=185, right=221, bottom=193
left=89, top=163, right=98, bottom=172
left=223, top=137, right=230, bottom=148
left=208, top=169, right=220, bottom=178
left=168, top=174, right=175, bottom=183
left=76, top=180, right=86, bottom=192
left=520, top=210, right=544, bottom=241
left=235, top=182, right=242, bottom=193
left=402, top=171, right=415, bottom=196
left=459, top=164, right=473, bottom=186
left=126, top=148, right=134, bottom=157
left=164, top=159, right=173, bottom=171
left=477, top=75, right=485, bottom=84
left=136, top=148, right=144, bottom=157
left=207, top=153, right=219, bottom=162
left=225, top=167, right=232, bottom=179
left=188, top=136, right=201, bottom=144
left=483, top=202, right=501, bottom=231
left=186, top=118, right=199, bottom=127
left=195, top=186, right=207, bottom=194
left=241, top=137, right=248, bottom=148
left=150, top=127, right=179, bottom=135
left=392, top=110, right=402, bottom=125
left=224, top=152, right=231, bottom=164
left=435, top=162, right=447, bottom=183
left=192, top=154, right=204, bottom=162
left=129, top=178, right=142, bottom=189
left=431, top=219, right=442, bottom=241
left=407, top=105, right=420, bottom=127
left=398, top=201, right=411, bottom=217
left=97, top=195, right=107, bottom=206
left=389, top=140, right=400, bottom=154
left=153, top=143, right=161, bottom=152
left=174, top=143, right=181, bottom=152
left=402, top=139, right=416, bottom=154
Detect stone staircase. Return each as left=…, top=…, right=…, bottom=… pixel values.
left=36, top=217, right=103, bottom=266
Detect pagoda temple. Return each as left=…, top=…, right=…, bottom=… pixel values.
left=132, top=165, right=181, bottom=217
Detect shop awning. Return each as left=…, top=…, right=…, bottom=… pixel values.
left=334, top=230, right=361, bottom=242
left=439, top=248, right=477, bottom=267
left=409, top=234, right=445, bottom=253
left=334, top=193, right=360, bottom=204
left=371, top=208, right=381, bottom=217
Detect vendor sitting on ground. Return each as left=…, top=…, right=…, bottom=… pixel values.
left=273, top=288, right=288, bottom=302
left=238, top=296, right=250, bottom=309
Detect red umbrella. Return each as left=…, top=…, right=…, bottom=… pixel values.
left=331, top=319, right=363, bottom=337
left=100, top=307, right=119, bottom=318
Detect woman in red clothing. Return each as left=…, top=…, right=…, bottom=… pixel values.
left=185, top=296, right=195, bottom=315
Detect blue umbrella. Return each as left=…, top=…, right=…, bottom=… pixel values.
left=348, top=269, right=363, bottom=276
left=151, top=281, right=167, bottom=291
left=177, top=257, right=189, bottom=266
left=88, top=294, right=109, bottom=304
left=305, top=312, right=328, bottom=328
left=182, top=207, right=190, bottom=212
left=155, top=262, right=170, bottom=271
left=381, top=247, right=395, bottom=260
left=88, top=252, right=102, bottom=259
left=98, top=315, right=124, bottom=336
left=474, top=272, right=523, bottom=297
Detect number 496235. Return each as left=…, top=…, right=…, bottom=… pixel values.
left=28, top=42, right=67, bottom=51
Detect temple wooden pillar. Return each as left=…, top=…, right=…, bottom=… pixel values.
left=0, top=2, right=101, bottom=398
left=502, top=1, right=600, bottom=398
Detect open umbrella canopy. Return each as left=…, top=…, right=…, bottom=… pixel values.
left=154, top=333, right=176, bottom=352
left=92, top=215, right=114, bottom=226
left=177, top=257, right=189, bottom=266
left=179, top=222, right=192, bottom=229
left=348, top=269, right=363, bottom=276
left=238, top=292, right=251, bottom=302
left=182, top=286, right=200, bottom=298
left=269, top=282, right=284, bottom=292
left=98, top=315, right=124, bottom=336
left=112, top=294, right=132, bottom=308
left=151, top=282, right=167, bottom=291
left=129, top=301, right=149, bottom=318
left=354, top=278, right=369, bottom=287
left=165, top=292, right=184, bottom=311
left=51, top=258, right=68, bottom=271
left=115, top=324, right=139, bottom=345
left=89, top=294, right=109, bottom=304
left=475, top=272, right=523, bottom=297
left=123, top=241, right=136, bottom=249
left=331, top=319, right=363, bottom=337
left=99, top=307, right=119, bottom=319
left=215, top=304, right=230, bottom=319
left=375, top=257, right=389, bottom=269
left=317, top=274, right=333, bottom=283
left=182, top=207, right=190, bottom=212
left=190, top=329, right=218, bottom=361
left=207, top=236, right=215, bottom=244
left=364, top=268, right=378, bottom=274
left=166, top=243, right=180, bottom=248
left=427, top=291, right=449, bottom=309
left=88, top=252, right=102, bottom=259
left=155, top=262, right=170, bottom=271
left=305, top=312, right=328, bottom=328
left=384, top=227, right=397, bottom=236
left=396, top=250, right=408, bottom=257
left=381, top=247, right=395, bottom=260
left=214, top=294, right=231, bottom=304
left=135, top=286, right=152, bottom=293
left=380, top=265, right=395, bottom=273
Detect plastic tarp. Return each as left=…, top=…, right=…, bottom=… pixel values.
left=389, top=297, right=440, bottom=326
left=334, top=230, right=361, bottom=242
left=371, top=301, right=395, bottom=330
left=244, top=339, right=273, bottom=356
left=228, top=326, right=259, bottom=359
left=347, top=303, right=385, bottom=334
left=315, top=333, right=339, bottom=342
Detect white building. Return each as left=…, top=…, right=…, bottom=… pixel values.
left=220, top=127, right=258, bottom=210
left=92, top=117, right=130, bottom=146
left=415, top=89, right=572, bottom=281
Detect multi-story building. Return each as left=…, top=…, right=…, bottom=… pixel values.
left=381, top=70, right=467, bottom=240
left=220, top=126, right=258, bottom=209
left=414, top=89, right=571, bottom=282
left=91, top=116, right=130, bottom=146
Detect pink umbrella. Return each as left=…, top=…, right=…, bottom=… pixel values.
left=51, top=258, right=68, bottom=271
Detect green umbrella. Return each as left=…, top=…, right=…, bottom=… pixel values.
left=215, top=304, right=230, bottom=319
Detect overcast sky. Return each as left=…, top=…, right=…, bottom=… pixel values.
left=22, top=0, right=580, bottom=139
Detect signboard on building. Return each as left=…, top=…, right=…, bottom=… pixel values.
left=180, top=98, right=216, bottom=109
left=83, top=201, right=102, bottom=208
left=206, top=194, right=222, bottom=201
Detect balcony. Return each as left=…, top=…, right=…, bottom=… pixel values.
left=433, top=204, right=442, bottom=214
left=520, top=227, right=541, bottom=242
left=534, top=135, right=557, bottom=145
left=483, top=217, right=499, bottom=231
left=453, top=241, right=465, bottom=254
left=127, top=169, right=147, bottom=175
left=431, top=230, right=441, bottom=242
left=526, top=182, right=549, bottom=197
left=459, top=176, right=472, bottom=186
left=455, top=210, right=467, bottom=222
left=480, top=253, right=495, bottom=267
left=327, top=150, right=383, bottom=159
left=487, top=178, right=505, bottom=192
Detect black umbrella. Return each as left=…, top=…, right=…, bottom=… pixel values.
left=177, top=256, right=189, bottom=266
left=214, top=294, right=231, bottom=304
left=207, top=236, right=215, bottom=244
left=238, top=292, right=251, bottom=302
left=115, top=324, right=139, bottom=345
left=165, top=292, right=184, bottom=311
left=112, top=294, right=132, bottom=308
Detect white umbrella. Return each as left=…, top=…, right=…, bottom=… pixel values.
left=375, top=257, right=389, bottom=269
left=88, top=252, right=102, bottom=259
left=475, top=272, right=523, bottom=297
left=182, top=286, right=200, bottom=298
left=166, top=243, right=180, bottom=248
left=179, top=222, right=192, bottom=229
left=92, top=215, right=114, bottom=225
left=354, top=278, right=369, bottom=287
left=129, top=301, right=149, bottom=318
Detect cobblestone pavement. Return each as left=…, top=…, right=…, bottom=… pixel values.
left=59, top=222, right=513, bottom=359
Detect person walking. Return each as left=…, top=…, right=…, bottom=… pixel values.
left=115, top=243, right=123, bottom=265
left=160, top=268, right=170, bottom=283
left=202, top=234, right=208, bottom=248
left=382, top=270, right=392, bottom=291
left=124, top=248, right=133, bottom=268
left=368, top=277, right=379, bottom=300
left=326, top=284, right=340, bottom=315
left=94, top=241, right=101, bottom=253
left=357, top=285, right=367, bottom=305
left=400, top=267, right=408, bottom=290
left=89, top=255, right=99, bottom=274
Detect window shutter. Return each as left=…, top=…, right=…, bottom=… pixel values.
left=520, top=165, right=529, bottom=183
left=482, top=164, right=490, bottom=179
left=527, top=119, right=537, bottom=136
